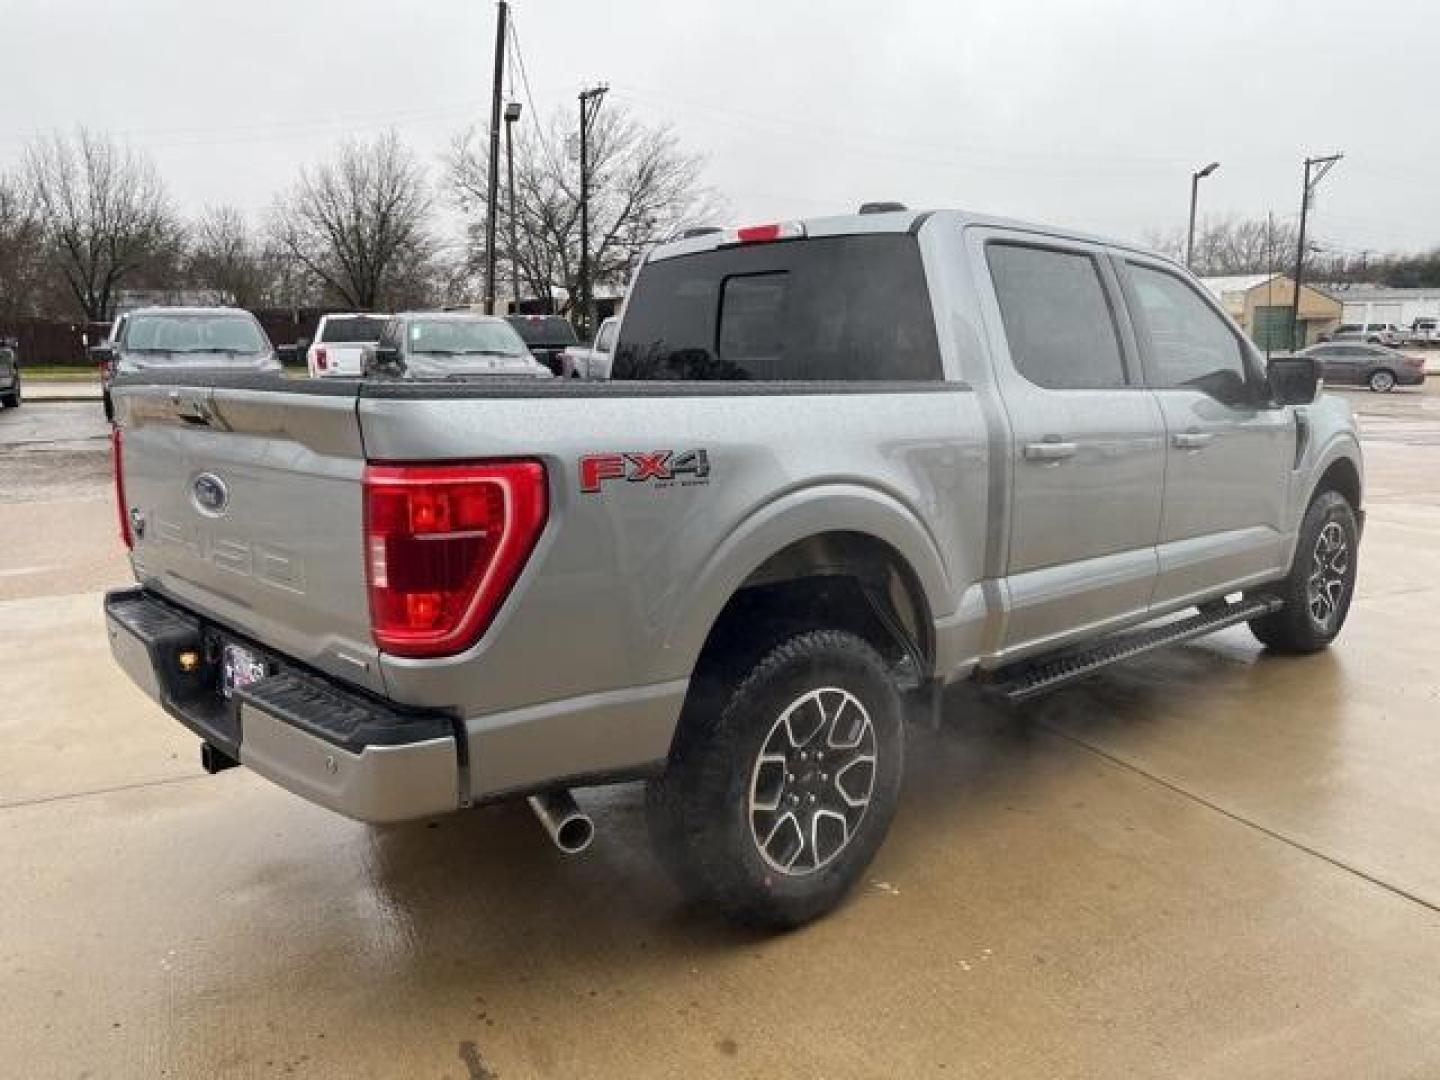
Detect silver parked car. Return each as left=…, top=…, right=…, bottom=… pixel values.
left=1298, top=342, right=1426, bottom=392
left=364, top=312, right=553, bottom=379
left=94, top=307, right=281, bottom=418
left=1327, top=321, right=1404, bottom=347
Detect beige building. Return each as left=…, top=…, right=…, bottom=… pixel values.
left=1200, top=273, right=1341, bottom=350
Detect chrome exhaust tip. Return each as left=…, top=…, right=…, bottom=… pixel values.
left=527, top=790, right=594, bottom=855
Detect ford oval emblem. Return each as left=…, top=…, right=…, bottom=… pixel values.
left=192, top=473, right=230, bottom=516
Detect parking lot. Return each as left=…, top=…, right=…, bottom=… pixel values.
left=2, top=385, right=1439, bottom=1078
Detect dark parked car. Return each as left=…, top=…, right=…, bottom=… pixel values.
left=504, top=314, right=579, bottom=374
left=94, top=307, right=281, bottom=418
left=1297, top=342, right=1426, bottom=392
left=366, top=312, right=553, bottom=380
left=0, top=341, right=20, bottom=408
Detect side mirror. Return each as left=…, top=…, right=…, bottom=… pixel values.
left=1267, top=356, right=1319, bottom=406
left=90, top=344, right=115, bottom=364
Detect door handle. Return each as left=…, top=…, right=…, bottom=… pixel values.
left=1022, top=440, right=1078, bottom=462
left=1172, top=431, right=1214, bottom=450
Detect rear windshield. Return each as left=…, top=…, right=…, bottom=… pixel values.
left=612, top=234, right=942, bottom=381
left=506, top=316, right=579, bottom=347
left=320, top=316, right=387, bottom=344
left=122, top=312, right=269, bottom=354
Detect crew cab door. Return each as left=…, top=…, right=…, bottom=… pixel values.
left=1114, top=255, right=1294, bottom=607
left=975, top=233, right=1166, bottom=656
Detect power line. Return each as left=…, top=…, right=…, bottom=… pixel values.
left=507, top=14, right=567, bottom=181
left=609, top=82, right=1239, bottom=171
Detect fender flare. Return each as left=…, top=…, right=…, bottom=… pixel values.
left=1305, top=431, right=1363, bottom=507
left=663, top=482, right=957, bottom=668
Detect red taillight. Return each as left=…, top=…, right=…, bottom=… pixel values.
left=737, top=223, right=782, bottom=243
left=112, top=428, right=133, bottom=549
left=315, top=346, right=328, bottom=371
left=363, top=461, right=548, bottom=657
left=727, top=221, right=805, bottom=245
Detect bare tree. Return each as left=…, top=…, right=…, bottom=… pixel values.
left=23, top=128, right=183, bottom=321
left=448, top=103, right=722, bottom=319
left=0, top=170, right=47, bottom=321
left=269, top=131, right=437, bottom=311
left=1145, top=215, right=1300, bottom=277
left=187, top=205, right=275, bottom=309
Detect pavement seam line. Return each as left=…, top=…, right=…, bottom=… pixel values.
left=1039, top=721, right=1440, bottom=918
left=0, top=773, right=208, bottom=813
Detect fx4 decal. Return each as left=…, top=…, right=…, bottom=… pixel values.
left=579, top=450, right=711, bottom=493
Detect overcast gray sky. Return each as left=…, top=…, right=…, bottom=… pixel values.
left=1, top=0, right=1435, bottom=256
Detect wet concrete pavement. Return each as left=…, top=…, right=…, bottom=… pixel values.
left=2, top=388, right=1440, bottom=1078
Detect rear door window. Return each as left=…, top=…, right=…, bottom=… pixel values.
left=612, top=234, right=943, bottom=381
left=986, top=243, right=1128, bottom=389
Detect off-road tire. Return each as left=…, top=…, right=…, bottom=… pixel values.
left=646, top=629, right=905, bottom=929
left=1250, top=489, right=1358, bottom=654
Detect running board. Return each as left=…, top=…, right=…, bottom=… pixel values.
left=983, top=596, right=1282, bottom=705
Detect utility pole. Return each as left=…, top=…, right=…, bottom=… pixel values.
left=504, top=101, right=522, bottom=313
left=1291, top=152, right=1342, bottom=349
left=577, top=84, right=608, bottom=337
left=482, top=1, right=509, bottom=315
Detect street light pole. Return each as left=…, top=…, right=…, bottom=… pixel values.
left=577, top=84, right=608, bottom=336
left=482, top=1, right=508, bottom=315
left=1186, top=161, right=1220, bottom=271
left=1291, top=152, right=1343, bottom=349
left=504, top=101, right=521, bottom=314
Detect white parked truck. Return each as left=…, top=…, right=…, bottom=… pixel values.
left=306, top=313, right=390, bottom=378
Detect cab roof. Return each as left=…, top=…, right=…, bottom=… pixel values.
left=122, top=306, right=256, bottom=317
left=646, top=208, right=1167, bottom=266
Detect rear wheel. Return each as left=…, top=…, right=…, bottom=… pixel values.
left=1369, top=368, right=1396, bottom=393
left=1, top=390, right=17, bottom=409
left=1250, top=489, right=1358, bottom=654
left=646, top=629, right=905, bottom=928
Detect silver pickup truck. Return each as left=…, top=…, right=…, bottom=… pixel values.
left=105, top=207, right=1363, bottom=927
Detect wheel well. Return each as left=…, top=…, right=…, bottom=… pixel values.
left=1316, top=456, right=1361, bottom=511
left=691, top=532, right=933, bottom=689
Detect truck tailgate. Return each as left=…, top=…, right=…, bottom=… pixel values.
left=324, top=344, right=367, bottom=376
left=115, top=381, right=384, bottom=694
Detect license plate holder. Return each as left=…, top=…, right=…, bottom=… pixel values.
left=221, top=642, right=271, bottom=699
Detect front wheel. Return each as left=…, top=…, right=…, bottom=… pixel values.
left=646, top=629, right=905, bottom=928
left=1250, top=489, right=1358, bottom=653
left=1369, top=369, right=1396, bottom=393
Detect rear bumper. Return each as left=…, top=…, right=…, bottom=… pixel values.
left=105, top=587, right=461, bottom=823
